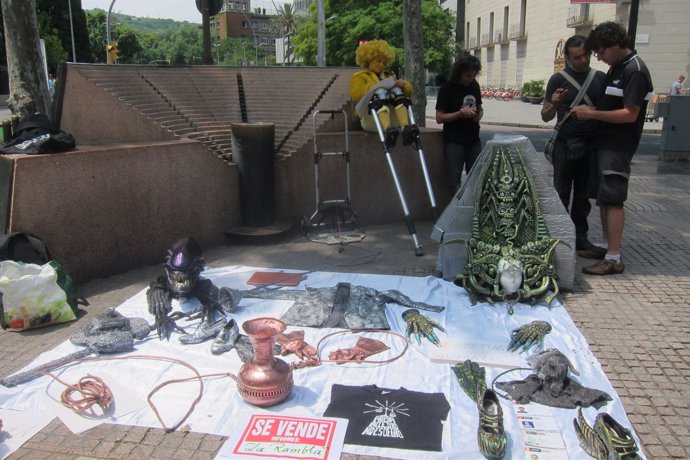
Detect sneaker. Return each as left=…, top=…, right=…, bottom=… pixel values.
left=179, top=318, right=227, bottom=344
left=577, top=245, right=608, bottom=259
left=594, top=412, right=642, bottom=460
left=582, top=258, right=624, bottom=275
left=477, top=389, right=507, bottom=460
left=210, top=319, right=240, bottom=355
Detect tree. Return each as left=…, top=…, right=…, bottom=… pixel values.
left=292, top=0, right=455, bottom=76
left=36, top=0, right=92, bottom=64
left=113, top=26, right=143, bottom=64
left=167, top=25, right=203, bottom=65
left=403, top=0, right=425, bottom=126
left=272, top=2, right=299, bottom=64
left=1, top=0, right=52, bottom=118
left=85, top=9, right=107, bottom=62
left=85, top=9, right=185, bottom=65
left=37, top=12, right=68, bottom=73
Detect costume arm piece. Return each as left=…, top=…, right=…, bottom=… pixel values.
left=401, top=79, right=413, bottom=97
left=193, top=280, right=242, bottom=325
left=147, top=278, right=173, bottom=340
left=147, top=276, right=171, bottom=316
left=329, top=337, right=389, bottom=364
left=508, top=320, right=552, bottom=352
left=147, top=281, right=188, bottom=340
left=402, top=309, right=445, bottom=346
left=349, top=71, right=376, bottom=104
left=378, top=289, right=445, bottom=312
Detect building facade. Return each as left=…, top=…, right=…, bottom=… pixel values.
left=292, top=0, right=312, bottom=15
left=213, top=0, right=277, bottom=64
left=448, top=0, right=689, bottom=93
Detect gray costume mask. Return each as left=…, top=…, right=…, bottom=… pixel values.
left=495, top=349, right=612, bottom=409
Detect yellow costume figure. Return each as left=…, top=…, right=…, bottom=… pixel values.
left=349, top=40, right=414, bottom=146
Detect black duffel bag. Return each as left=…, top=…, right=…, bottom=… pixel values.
left=1, top=113, right=76, bottom=155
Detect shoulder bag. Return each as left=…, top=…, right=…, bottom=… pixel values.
left=543, top=68, right=596, bottom=164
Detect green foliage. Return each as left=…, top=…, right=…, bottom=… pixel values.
left=37, top=12, right=68, bottom=72
left=85, top=9, right=108, bottom=62
left=293, top=0, right=455, bottom=75
left=167, top=26, right=204, bottom=65
left=271, top=2, right=302, bottom=65
left=36, top=0, right=92, bottom=66
left=217, top=37, right=262, bottom=66
left=116, top=13, right=199, bottom=34
left=85, top=9, right=201, bottom=65
left=521, top=79, right=545, bottom=97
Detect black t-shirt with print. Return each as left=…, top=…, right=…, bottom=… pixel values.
left=323, top=384, right=451, bottom=452
left=435, top=80, right=482, bottom=145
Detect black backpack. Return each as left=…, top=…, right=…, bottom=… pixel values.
left=0, top=232, right=52, bottom=264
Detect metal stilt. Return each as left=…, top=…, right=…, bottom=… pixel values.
left=370, top=108, right=424, bottom=256
left=405, top=105, right=439, bottom=222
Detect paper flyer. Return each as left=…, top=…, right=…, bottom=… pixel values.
left=512, top=402, right=568, bottom=458
left=215, top=413, right=348, bottom=460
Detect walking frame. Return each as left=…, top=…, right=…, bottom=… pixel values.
left=301, top=109, right=364, bottom=245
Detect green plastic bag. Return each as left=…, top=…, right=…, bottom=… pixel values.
left=0, top=260, right=79, bottom=331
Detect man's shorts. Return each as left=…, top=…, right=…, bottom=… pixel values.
left=591, top=149, right=634, bottom=206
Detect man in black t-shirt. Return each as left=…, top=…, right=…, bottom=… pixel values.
left=570, top=22, right=653, bottom=276
left=541, top=35, right=606, bottom=258
left=435, top=53, right=483, bottom=195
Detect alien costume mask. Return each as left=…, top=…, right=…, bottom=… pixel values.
left=147, top=238, right=238, bottom=343
left=451, top=144, right=565, bottom=312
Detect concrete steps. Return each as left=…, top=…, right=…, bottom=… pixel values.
left=74, top=64, right=359, bottom=162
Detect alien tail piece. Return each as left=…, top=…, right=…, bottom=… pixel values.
left=451, top=143, right=564, bottom=312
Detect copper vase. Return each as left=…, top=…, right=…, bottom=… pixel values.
left=236, top=317, right=293, bottom=407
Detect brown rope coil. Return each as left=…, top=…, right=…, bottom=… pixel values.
left=59, top=374, right=114, bottom=414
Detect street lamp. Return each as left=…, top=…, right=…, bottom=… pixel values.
left=213, top=43, right=221, bottom=64
left=67, top=0, right=77, bottom=61
left=240, top=10, right=259, bottom=65
left=106, top=0, right=116, bottom=64
left=317, top=0, right=325, bottom=67
left=106, top=0, right=116, bottom=44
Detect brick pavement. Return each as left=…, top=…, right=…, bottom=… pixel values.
left=1, top=102, right=687, bottom=459
left=562, top=153, right=690, bottom=460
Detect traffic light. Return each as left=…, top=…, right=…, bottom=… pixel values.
left=106, top=42, right=119, bottom=64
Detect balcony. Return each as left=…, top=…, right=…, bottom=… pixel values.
left=509, top=24, right=527, bottom=41
left=567, top=5, right=593, bottom=28
left=481, top=33, right=492, bottom=47
left=495, top=32, right=510, bottom=45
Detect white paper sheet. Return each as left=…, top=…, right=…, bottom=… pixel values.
left=0, top=408, right=54, bottom=460
left=39, top=370, right=145, bottom=434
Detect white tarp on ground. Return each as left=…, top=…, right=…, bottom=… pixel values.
left=0, top=265, right=643, bottom=460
